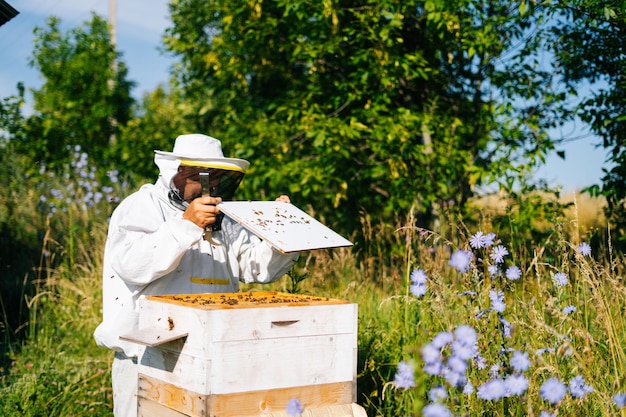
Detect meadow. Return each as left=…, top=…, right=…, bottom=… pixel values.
left=0, top=150, right=624, bottom=416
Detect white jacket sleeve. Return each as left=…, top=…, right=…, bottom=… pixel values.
left=107, top=189, right=204, bottom=286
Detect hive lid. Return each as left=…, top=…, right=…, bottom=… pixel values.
left=218, top=201, right=353, bottom=253
left=145, top=291, right=351, bottom=310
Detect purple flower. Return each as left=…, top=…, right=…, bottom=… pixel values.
left=429, top=385, right=448, bottom=402
left=505, top=265, right=522, bottom=280
left=286, top=398, right=303, bottom=416
left=422, top=343, right=442, bottom=364
left=490, top=245, right=509, bottom=264
left=563, top=305, right=576, bottom=315
left=510, top=351, right=531, bottom=372
left=422, top=403, right=452, bottom=417
left=569, top=375, right=593, bottom=398
left=554, top=272, right=568, bottom=286
left=613, top=392, right=626, bottom=408
left=490, top=289, right=506, bottom=313
left=470, top=231, right=489, bottom=249
left=449, top=250, right=474, bottom=273
left=394, top=361, right=416, bottom=389
left=410, top=269, right=427, bottom=284
left=539, top=411, right=556, bottom=417
left=505, top=374, right=528, bottom=396
left=410, top=282, right=427, bottom=297
left=577, top=242, right=592, bottom=256
left=431, top=331, right=454, bottom=349
left=477, top=378, right=507, bottom=400
left=488, top=264, right=500, bottom=276
left=454, top=325, right=477, bottom=346
left=498, top=316, right=512, bottom=338
left=540, top=377, right=567, bottom=404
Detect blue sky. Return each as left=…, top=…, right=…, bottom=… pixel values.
left=0, top=0, right=608, bottom=192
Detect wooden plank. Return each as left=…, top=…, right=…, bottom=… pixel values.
left=138, top=374, right=207, bottom=417
left=138, top=397, right=190, bottom=417
left=138, top=334, right=357, bottom=395
left=137, top=374, right=355, bottom=417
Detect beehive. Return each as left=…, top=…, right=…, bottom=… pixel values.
left=122, top=292, right=359, bottom=417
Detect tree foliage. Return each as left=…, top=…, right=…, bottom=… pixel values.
left=164, top=0, right=568, bottom=235
left=9, top=14, right=135, bottom=172
left=549, top=0, right=626, bottom=247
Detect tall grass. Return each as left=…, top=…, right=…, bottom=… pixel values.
left=0, top=151, right=623, bottom=416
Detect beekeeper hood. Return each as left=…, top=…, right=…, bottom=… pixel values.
left=154, top=134, right=249, bottom=209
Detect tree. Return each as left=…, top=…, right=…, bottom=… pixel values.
left=10, top=14, right=135, bottom=172
left=549, top=0, right=626, bottom=247
left=163, top=0, right=568, bottom=236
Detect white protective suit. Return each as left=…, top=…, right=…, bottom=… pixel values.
left=93, top=151, right=299, bottom=358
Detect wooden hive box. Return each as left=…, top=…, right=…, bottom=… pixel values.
left=122, top=292, right=359, bottom=417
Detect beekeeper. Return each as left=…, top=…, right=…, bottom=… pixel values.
left=94, top=133, right=299, bottom=417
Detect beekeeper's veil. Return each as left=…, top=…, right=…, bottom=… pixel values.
left=153, top=134, right=249, bottom=211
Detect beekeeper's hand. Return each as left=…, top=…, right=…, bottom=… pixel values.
left=183, top=196, right=222, bottom=228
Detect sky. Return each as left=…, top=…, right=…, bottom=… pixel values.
left=0, top=0, right=609, bottom=193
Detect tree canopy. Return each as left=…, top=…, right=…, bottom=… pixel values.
left=162, top=0, right=568, bottom=233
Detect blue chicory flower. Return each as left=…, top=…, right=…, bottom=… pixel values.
left=490, top=245, right=509, bottom=264
left=540, top=377, right=567, bottom=404
left=422, top=403, right=452, bottom=417
left=505, top=374, right=528, bottom=396
left=554, top=272, right=569, bottom=286
left=569, top=375, right=593, bottom=398
left=429, top=385, right=448, bottom=402
left=510, top=350, right=531, bottom=373
left=563, top=305, right=577, bottom=315
left=449, top=249, right=474, bottom=273
left=613, top=392, right=626, bottom=408
left=490, top=289, right=506, bottom=313
left=477, top=378, right=507, bottom=400
left=394, top=361, right=416, bottom=389
left=505, top=265, right=522, bottom=280
left=577, top=242, right=592, bottom=256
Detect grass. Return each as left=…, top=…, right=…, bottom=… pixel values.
left=0, top=161, right=624, bottom=416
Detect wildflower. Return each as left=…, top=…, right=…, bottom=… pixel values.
left=431, top=332, right=454, bottom=349
left=447, top=355, right=468, bottom=375
left=422, top=403, right=452, bottom=417
left=470, top=231, right=488, bottom=249
left=449, top=250, right=473, bottom=273
left=536, top=347, right=554, bottom=355
left=488, top=264, right=500, bottom=276
left=463, top=381, right=475, bottom=394
left=454, top=325, right=477, bottom=346
left=554, top=272, right=569, bottom=286
left=613, top=392, right=626, bottom=408
left=539, top=411, right=556, bottom=417
left=510, top=351, right=531, bottom=373
left=477, top=378, right=507, bottom=400
left=429, top=385, right=448, bottom=402
left=394, top=361, right=416, bottom=389
left=498, top=316, right=512, bottom=338
left=505, top=374, right=529, bottom=396
left=577, top=242, right=592, bottom=256
left=490, top=289, right=506, bottom=313
left=490, top=245, right=509, bottom=264
left=410, top=269, right=427, bottom=284
left=540, top=377, right=567, bottom=404
left=286, top=398, right=303, bottom=416
left=505, top=265, right=522, bottom=280
left=569, top=375, right=593, bottom=398
left=409, top=269, right=428, bottom=297
left=422, top=343, right=442, bottom=363
left=410, top=282, right=427, bottom=297
left=563, top=305, right=576, bottom=315
left=484, top=232, right=496, bottom=247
